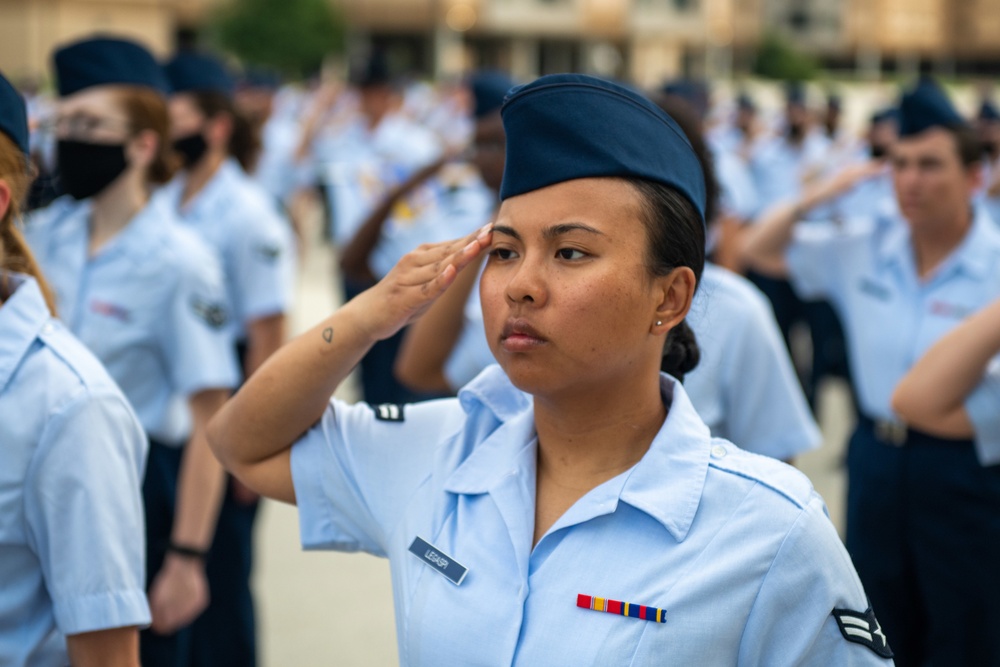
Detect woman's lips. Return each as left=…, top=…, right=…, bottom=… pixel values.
left=500, top=319, right=546, bottom=352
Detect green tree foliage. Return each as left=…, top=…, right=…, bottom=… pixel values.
left=753, top=32, right=820, bottom=81
left=209, top=0, right=345, bottom=77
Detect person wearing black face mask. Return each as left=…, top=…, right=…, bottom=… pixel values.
left=152, top=50, right=295, bottom=667
left=22, top=36, right=242, bottom=667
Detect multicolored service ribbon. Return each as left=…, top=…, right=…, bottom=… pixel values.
left=577, top=594, right=666, bottom=623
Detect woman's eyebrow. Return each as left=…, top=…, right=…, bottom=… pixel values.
left=543, top=222, right=605, bottom=240
left=491, top=222, right=606, bottom=241
left=492, top=224, right=520, bottom=240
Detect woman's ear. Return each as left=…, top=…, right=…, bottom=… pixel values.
left=0, top=179, right=12, bottom=221
left=125, top=129, right=159, bottom=170
left=651, top=266, right=696, bottom=333
left=206, top=112, right=233, bottom=150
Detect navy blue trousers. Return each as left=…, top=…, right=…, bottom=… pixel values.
left=140, top=441, right=191, bottom=667
left=846, top=418, right=1000, bottom=667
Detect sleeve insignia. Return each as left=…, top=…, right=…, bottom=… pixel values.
left=190, top=297, right=229, bottom=329
left=832, top=605, right=894, bottom=659
left=372, top=403, right=405, bottom=422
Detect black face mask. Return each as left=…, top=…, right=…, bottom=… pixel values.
left=57, top=140, right=128, bottom=200
left=173, top=132, right=208, bottom=169
left=870, top=144, right=889, bottom=159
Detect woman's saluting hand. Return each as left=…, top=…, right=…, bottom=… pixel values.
left=353, top=224, right=494, bottom=342
left=207, top=224, right=493, bottom=504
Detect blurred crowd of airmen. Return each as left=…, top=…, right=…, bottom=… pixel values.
left=2, top=29, right=1000, bottom=667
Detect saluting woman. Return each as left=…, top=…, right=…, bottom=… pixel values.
left=209, top=75, right=891, bottom=665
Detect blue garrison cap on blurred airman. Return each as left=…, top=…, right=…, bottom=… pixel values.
left=499, top=73, right=707, bottom=224
left=0, top=71, right=28, bottom=157
left=898, top=79, right=966, bottom=137
left=979, top=99, right=1000, bottom=122
left=53, top=36, right=169, bottom=97
left=164, top=51, right=235, bottom=97
left=468, top=71, right=515, bottom=119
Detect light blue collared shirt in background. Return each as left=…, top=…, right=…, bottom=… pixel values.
left=786, top=206, right=1000, bottom=465
left=24, top=196, right=240, bottom=444
left=0, top=273, right=149, bottom=667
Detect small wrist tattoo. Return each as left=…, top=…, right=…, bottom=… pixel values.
left=322, top=327, right=334, bottom=343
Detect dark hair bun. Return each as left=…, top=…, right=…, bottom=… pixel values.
left=661, top=319, right=700, bottom=382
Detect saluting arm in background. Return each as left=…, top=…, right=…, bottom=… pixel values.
left=892, top=297, right=1000, bottom=438
left=740, top=161, right=885, bottom=276
left=208, top=226, right=493, bottom=502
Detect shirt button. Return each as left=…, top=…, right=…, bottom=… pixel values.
left=41, top=323, right=54, bottom=335
left=711, top=445, right=727, bottom=459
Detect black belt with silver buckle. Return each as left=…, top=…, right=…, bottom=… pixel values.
left=858, top=414, right=908, bottom=447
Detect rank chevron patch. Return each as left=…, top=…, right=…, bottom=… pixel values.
left=832, top=606, right=894, bottom=659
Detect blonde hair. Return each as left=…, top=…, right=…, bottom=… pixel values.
left=0, top=131, right=56, bottom=314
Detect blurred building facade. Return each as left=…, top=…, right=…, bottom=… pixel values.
left=1, top=0, right=1000, bottom=86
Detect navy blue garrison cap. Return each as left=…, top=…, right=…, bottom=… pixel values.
left=0, top=71, right=28, bottom=157
left=164, top=52, right=235, bottom=97
left=785, top=82, right=806, bottom=106
left=350, top=51, right=391, bottom=88
left=870, top=107, right=899, bottom=126
left=898, top=79, right=966, bottom=137
left=54, top=37, right=168, bottom=97
left=469, top=71, right=515, bottom=119
left=499, top=74, right=707, bottom=223
left=736, top=92, right=756, bottom=112
left=661, top=78, right=710, bottom=117
left=979, top=99, right=1000, bottom=122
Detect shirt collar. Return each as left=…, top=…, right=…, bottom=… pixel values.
left=180, top=158, right=243, bottom=218
left=0, top=273, right=50, bottom=393
left=95, top=197, right=172, bottom=265
left=446, top=368, right=712, bottom=543
left=877, top=204, right=998, bottom=282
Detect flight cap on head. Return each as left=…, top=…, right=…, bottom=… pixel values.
left=468, top=71, right=515, bottom=119
left=898, top=79, right=966, bottom=137
left=499, top=73, right=706, bottom=224
left=164, top=51, right=235, bottom=97
left=785, top=81, right=806, bottom=106
left=736, top=92, right=756, bottom=112
left=661, top=78, right=710, bottom=118
left=0, top=71, right=28, bottom=157
left=350, top=51, right=391, bottom=89
left=54, top=36, right=169, bottom=97
left=979, top=99, right=1000, bottom=122
left=870, top=107, right=899, bottom=126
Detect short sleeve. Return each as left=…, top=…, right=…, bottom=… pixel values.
left=232, top=203, right=295, bottom=324
left=291, top=398, right=464, bottom=555
left=739, top=495, right=894, bottom=666
left=966, top=355, right=1000, bottom=466
left=24, top=390, right=151, bottom=635
left=785, top=220, right=867, bottom=302
left=721, top=295, right=821, bottom=460
left=164, top=252, right=240, bottom=396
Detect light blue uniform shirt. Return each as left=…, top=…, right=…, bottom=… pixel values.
left=966, top=356, right=1000, bottom=462
left=155, top=159, right=296, bottom=342
left=444, top=265, right=820, bottom=461
left=786, top=207, right=1000, bottom=465
left=713, top=147, right=759, bottom=221
left=318, top=113, right=443, bottom=247
left=0, top=273, right=149, bottom=666
left=686, top=264, right=821, bottom=460
left=292, top=366, right=890, bottom=665
left=751, top=131, right=832, bottom=213
left=24, top=196, right=240, bottom=444
left=367, top=165, right=496, bottom=280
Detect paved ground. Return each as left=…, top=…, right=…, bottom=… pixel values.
left=251, top=209, right=856, bottom=666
